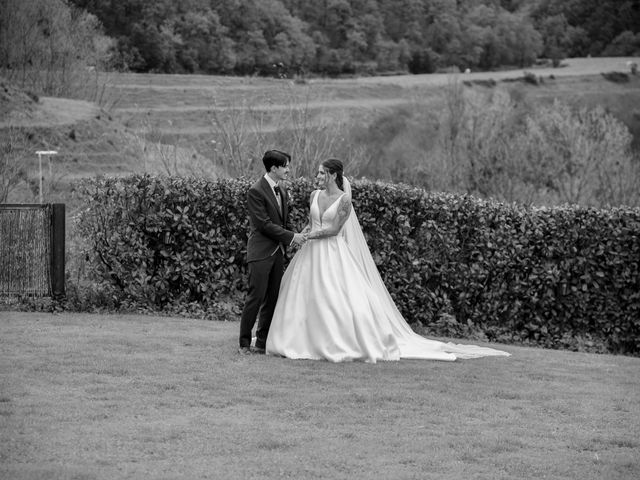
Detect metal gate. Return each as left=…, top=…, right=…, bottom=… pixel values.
left=0, top=204, right=65, bottom=298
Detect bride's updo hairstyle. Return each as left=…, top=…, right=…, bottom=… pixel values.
left=322, top=158, right=344, bottom=191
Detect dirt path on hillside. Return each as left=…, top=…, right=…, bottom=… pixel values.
left=115, top=97, right=414, bottom=113
left=335, top=57, right=638, bottom=87
left=109, top=57, right=638, bottom=90
left=112, top=56, right=639, bottom=115
left=3, top=57, right=637, bottom=128
left=0, top=97, right=99, bottom=128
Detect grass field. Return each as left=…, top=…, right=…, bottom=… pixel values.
left=1, top=312, right=639, bottom=479
left=108, top=57, right=640, bottom=144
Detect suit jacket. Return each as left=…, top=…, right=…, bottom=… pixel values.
left=246, top=177, right=295, bottom=262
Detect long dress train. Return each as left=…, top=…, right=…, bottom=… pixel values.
left=266, top=186, right=510, bottom=363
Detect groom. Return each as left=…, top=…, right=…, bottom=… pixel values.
left=238, top=150, right=306, bottom=355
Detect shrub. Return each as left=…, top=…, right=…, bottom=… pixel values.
left=523, top=71, right=539, bottom=85
left=433, top=90, right=640, bottom=208
left=518, top=101, right=639, bottom=207
left=74, top=176, right=250, bottom=308
left=463, top=79, right=496, bottom=88
left=74, top=175, right=640, bottom=355
left=601, top=71, right=630, bottom=83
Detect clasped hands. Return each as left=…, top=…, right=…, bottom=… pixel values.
left=292, top=226, right=311, bottom=245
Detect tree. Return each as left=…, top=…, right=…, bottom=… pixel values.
left=519, top=101, right=639, bottom=207
left=0, top=0, right=111, bottom=95
left=127, top=22, right=176, bottom=72
left=603, top=31, right=640, bottom=57
left=379, top=0, right=425, bottom=45
left=532, top=0, right=640, bottom=57
left=173, top=10, right=236, bottom=74
left=55, top=0, right=640, bottom=76
left=212, top=0, right=314, bottom=76
left=492, top=10, right=542, bottom=68
left=424, top=0, right=465, bottom=69
left=538, top=14, right=572, bottom=67
left=324, top=0, right=353, bottom=48
left=0, top=128, right=29, bottom=203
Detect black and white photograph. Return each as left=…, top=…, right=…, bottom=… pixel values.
left=1, top=0, right=639, bottom=478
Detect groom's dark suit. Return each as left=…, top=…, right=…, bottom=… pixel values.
left=239, top=176, right=295, bottom=350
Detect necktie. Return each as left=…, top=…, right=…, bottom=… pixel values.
left=273, top=185, right=282, bottom=213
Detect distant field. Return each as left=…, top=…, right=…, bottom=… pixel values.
left=3, top=57, right=640, bottom=205
left=106, top=56, right=640, bottom=157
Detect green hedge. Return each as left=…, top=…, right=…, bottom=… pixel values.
left=75, top=175, right=640, bottom=355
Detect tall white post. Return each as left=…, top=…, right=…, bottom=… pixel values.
left=38, top=152, right=43, bottom=203
left=35, top=151, right=58, bottom=204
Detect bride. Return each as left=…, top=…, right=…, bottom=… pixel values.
left=266, top=159, right=510, bottom=363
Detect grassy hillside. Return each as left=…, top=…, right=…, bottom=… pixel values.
left=1, top=57, right=639, bottom=207
left=108, top=57, right=640, bottom=157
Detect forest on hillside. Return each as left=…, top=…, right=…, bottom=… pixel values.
left=2, top=0, right=638, bottom=79
left=68, top=0, right=640, bottom=75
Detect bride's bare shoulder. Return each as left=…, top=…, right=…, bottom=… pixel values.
left=309, top=189, right=321, bottom=201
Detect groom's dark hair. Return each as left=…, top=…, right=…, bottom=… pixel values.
left=263, top=150, right=291, bottom=172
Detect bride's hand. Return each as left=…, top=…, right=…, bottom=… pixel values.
left=292, top=233, right=306, bottom=245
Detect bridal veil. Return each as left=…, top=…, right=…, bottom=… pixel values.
left=340, top=178, right=510, bottom=359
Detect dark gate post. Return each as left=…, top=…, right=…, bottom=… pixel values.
left=51, top=203, right=65, bottom=298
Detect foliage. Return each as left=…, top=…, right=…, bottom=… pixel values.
left=601, top=71, right=630, bottom=84
left=531, top=0, right=640, bottom=58
left=517, top=101, right=639, bottom=207
left=0, top=128, right=30, bottom=203
left=355, top=84, right=640, bottom=208
left=602, top=31, right=640, bottom=57
left=4, top=0, right=634, bottom=78
left=74, top=174, right=640, bottom=355
left=534, top=14, right=575, bottom=67
left=73, top=175, right=252, bottom=308
left=0, top=0, right=113, bottom=97
left=64, top=0, right=640, bottom=76
left=355, top=182, right=640, bottom=355
left=206, top=85, right=369, bottom=180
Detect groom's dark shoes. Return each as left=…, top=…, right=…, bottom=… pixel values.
left=238, top=346, right=252, bottom=355
left=251, top=346, right=266, bottom=354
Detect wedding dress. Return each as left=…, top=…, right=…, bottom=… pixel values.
left=266, top=180, right=511, bottom=363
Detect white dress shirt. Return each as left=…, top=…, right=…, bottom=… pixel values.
left=264, top=174, right=281, bottom=209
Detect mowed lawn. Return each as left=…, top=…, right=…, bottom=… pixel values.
left=0, top=312, right=638, bottom=480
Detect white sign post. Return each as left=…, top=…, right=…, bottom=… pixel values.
left=35, top=150, right=58, bottom=204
